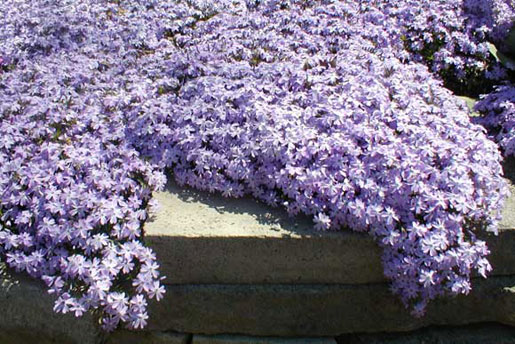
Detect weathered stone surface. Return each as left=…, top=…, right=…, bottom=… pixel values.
left=106, top=330, right=190, bottom=344
left=474, top=181, right=515, bottom=276
left=0, top=267, right=100, bottom=344
left=337, top=323, right=515, bottom=344
left=500, top=185, right=515, bottom=230
left=479, top=229, right=515, bottom=276
left=193, top=334, right=336, bottom=344
left=145, top=180, right=384, bottom=285
left=145, top=181, right=515, bottom=285
left=499, top=156, right=515, bottom=231
left=147, top=276, right=515, bottom=336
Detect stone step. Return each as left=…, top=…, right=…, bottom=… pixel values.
left=0, top=266, right=99, bottom=344
left=146, top=276, right=515, bottom=336
left=144, top=180, right=515, bottom=285
left=2, top=164, right=515, bottom=342
left=106, top=330, right=191, bottom=344
left=193, top=335, right=337, bottom=344
left=3, top=270, right=515, bottom=343
left=337, top=323, right=515, bottom=344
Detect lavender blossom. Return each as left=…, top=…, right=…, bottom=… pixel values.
left=380, top=0, right=515, bottom=95
left=475, top=84, right=515, bottom=155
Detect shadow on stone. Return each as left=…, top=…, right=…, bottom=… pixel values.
left=0, top=263, right=100, bottom=344
left=336, top=322, right=515, bottom=344
left=163, top=173, right=318, bottom=238
left=503, top=156, right=515, bottom=184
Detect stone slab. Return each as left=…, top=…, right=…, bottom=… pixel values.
left=193, top=334, right=337, bottom=344
left=145, top=179, right=515, bottom=285
left=106, top=330, right=191, bottom=344
left=147, top=276, right=515, bottom=336
left=144, top=179, right=384, bottom=285
left=337, top=323, right=515, bottom=344
left=0, top=265, right=100, bottom=344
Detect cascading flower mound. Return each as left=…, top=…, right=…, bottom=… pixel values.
left=128, top=0, right=509, bottom=314
left=0, top=0, right=511, bottom=330
left=378, top=0, right=515, bottom=96
left=0, top=0, right=173, bottom=331
left=475, top=85, right=515, bottom=155
left=0, top=52, right=167, bottom=330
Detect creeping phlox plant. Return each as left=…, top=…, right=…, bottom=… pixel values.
left=379, top=0, right=515, bottom=161
left=0, top=0, right=177, bottom=330
left=412, top=0, right=515, bottom=161
left=0, top=0, right=511, bottom=330
left=127, top=0, right=508, bottom=314
left=0, top=51, right=168, bottom=331
left=377, top=0, right=515, bottom=96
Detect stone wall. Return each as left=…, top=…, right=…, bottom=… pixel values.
left=2, top=174, right=515, bottom=343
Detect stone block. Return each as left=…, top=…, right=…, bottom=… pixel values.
left=145, top=181, right=515, bottom=285
left=145, top=180, right=384, bottom=285
left=193, top=334, right=336, bottom=344
left=106, top=330, right=190, bottom=344
left=147, top=276, right=515, bottom=336
left=337, top=323, right=515, bottom=344
left=0, top=266, right=99, bottom=344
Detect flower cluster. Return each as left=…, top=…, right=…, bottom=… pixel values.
left=0, top=53, right=167, bottom=330
left=475, top=85, right=515, bottom=155
left=377, top=0, right=515, bottom=95
left=0, top=0, right=510, bottom=330
left=0, top=0, right=173, bottom=331
left=452, top=3, right=515, bottom=159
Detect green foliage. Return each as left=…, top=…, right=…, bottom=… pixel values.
left=488, top=42, right=515, bottom=71
left=458, top=96, right=480, bottom=117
